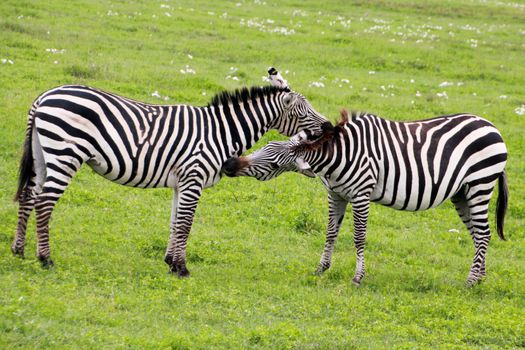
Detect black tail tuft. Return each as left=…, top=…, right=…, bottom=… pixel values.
left=14, top=132, right=33, bottom=202
left=496, top=171, right=508, bottom=241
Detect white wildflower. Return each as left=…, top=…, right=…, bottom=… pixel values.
left=416, top=91, right=421, bottom=97
left=368, top=71, right=376, bottom=75
left=165, top=12, right=171, bottom=17
left=180, top=65, right=196, bottom=74
left=515, top=105, right=525, bottom=116
left=439, top=81, right=454, bottom=87
left=410, top=79, right=415, bottom=83
left=46, top=48, right=65, bottom=54
left=436, top=91, right=448, bottom=99
left=1, top=58, right=14, bottom=64
left=202, top=91, right=207, bottom=96
left=151, top=91, right=161, bottom=98
left=309, top=81, right=325, bottom=88
left=499, top=95, right=508, bottom=99
left=187, top=54, right=193, bottom=59
left=448, top=229, right=459, bottom=233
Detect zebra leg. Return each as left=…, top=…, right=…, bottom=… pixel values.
left=164, top=189, right=179, bottom=266
left=165, top=180, right=203, bottom=278
left=464, top=183, right=496, bottom=286
left=451, top=189, right=487, bottom=277
left=315, top=192, right=347, bottom=275
left=34, top=155, right=83, bottom=268
left=12, top=186, right=36, bottom=258
left=13, top=128, right=47, bottom=258
left=351, top=196, right=371, bottom=286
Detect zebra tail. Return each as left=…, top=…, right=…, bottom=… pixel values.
left=495, top=171, right=508, bottom=241
left=14, top=108, right=36, bottom=202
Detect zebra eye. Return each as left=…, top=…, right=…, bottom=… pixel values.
left=270, top=162, right=279, bottom=170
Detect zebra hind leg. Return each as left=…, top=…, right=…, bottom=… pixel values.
left=34, top=154, right=83, bottom=268
left=12, top=185, right=37, bottom=258
left=462, top=182, right=496, bottom=286
left=451, top=189, right=484, bottom=277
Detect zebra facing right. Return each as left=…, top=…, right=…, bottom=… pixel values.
left=11, top=68, right=330, bottom=276
left=224, top=109, right=509, bottom=286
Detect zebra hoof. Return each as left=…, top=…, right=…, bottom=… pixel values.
left=11, top=245, right=24, bottom=258
left=39, top=257, right=54, bottom=269
left=170, top=263, right=190, bottom=278
left=314, top=264, right=328, bottom=276
left=164, top=254, right=173, bottom=266
left=351, top=277, right=362, bottom=286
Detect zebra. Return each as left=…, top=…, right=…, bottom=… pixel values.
left=11, top=68, right=331, bottom=277
left=223, top=109, right=509, bottom=286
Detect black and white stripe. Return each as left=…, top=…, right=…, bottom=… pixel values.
left=224, top=110, right=508, bottom=286
left=12, top=75, right=329, bottom=276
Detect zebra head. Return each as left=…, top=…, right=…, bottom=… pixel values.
left=223, top=131, right=315, bottom=181
left=267, top=67, right=332, bottom=138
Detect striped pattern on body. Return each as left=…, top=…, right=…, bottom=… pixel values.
left=12, top=82, right=329, bottom=276
left=224, top=110, right=508, bottom=285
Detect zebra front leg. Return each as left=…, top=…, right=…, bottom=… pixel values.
left=351, top=196, right=370, bottom=286
left=165, top=181, right=202, bottom=278
left=315, top=192, right=347, bottom=275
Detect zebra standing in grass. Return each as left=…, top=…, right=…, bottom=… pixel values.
left=223, top=109, right=508, bottom=286
left=12, top=68, right=331, bottom=276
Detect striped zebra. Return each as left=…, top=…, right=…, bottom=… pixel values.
left=12, top=69, right=331, bottom=276
left=223, top=109, right=509, bottom=286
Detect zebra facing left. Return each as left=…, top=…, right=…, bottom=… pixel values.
left=12, top=68, right=331, bottom=276
left=223, top=109, right=509, bottom=286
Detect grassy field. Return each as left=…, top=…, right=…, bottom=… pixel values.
left=1, top=0, right=524, bottom=348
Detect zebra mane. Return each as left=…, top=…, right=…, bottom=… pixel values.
left=207, top=85, right=286, bottom=107
left=292, top=109, right=362, bottom=153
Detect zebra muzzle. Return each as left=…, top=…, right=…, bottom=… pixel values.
left=222, top=157, right=250, bottom=177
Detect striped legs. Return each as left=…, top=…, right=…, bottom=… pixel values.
left=351, top=195, right=370, bottom=285
left=164, top=179, right=203, bottom=277
left=452, top=182, right=496, bottom=286
left=12, top=185, right=36, bottom=257
left=33, top=156, right=81, bottom=267
left=315, top=192, right=347, bottom=275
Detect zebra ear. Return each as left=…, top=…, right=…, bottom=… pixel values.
left=268, top=67, right=290, bottom=91
left=296, top=157, right=315, bottom=178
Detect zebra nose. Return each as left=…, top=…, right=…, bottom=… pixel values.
left=222, top=158, right=241, bottom=177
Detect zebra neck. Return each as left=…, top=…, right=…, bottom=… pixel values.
left=205, top=100, right=277, bottom=158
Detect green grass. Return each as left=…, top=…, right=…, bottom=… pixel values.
left=1, top=0, right=524, bottom=348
